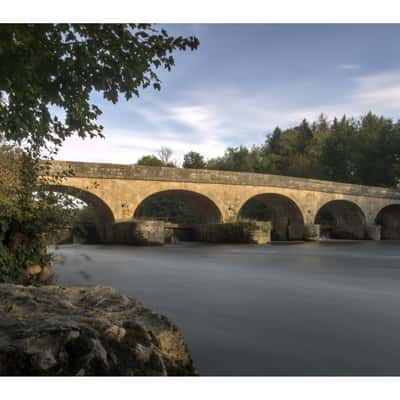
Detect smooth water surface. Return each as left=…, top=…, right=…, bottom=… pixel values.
left=52, top=241, right=400, bottom=376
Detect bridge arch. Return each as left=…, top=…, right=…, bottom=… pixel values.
left=133, top=189, right=222, bottom=224
left=238, top=193, right=304, bottom=240
left=43, top=184, right=115, bottom=242
left=315, top=200, right=366, bottom=239
left=375, top=204, right=400, bottom=239
left=45, top=184, right=116, bottom=224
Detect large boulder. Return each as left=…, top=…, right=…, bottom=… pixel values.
left=0, top=284, right=196, bottom=376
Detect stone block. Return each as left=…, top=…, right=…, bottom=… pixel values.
left=303, top=224, right=320, bottom=241
left=365, top=224, right=381, bottom=240
left=110, top=220, right=165, bottom=245
left=194, top=221, right=271, bottom=244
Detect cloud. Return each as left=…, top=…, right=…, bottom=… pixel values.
left=55, top=88, right=296, bottom=165
left=337, top=64, right=361, bottom=70
left=166, top=105, right=221, bottom=133
left=166, top=86, right=300, bottom=144
left=55, top=69, right=400, bottom=165
left=353, top=70, right=400, bottom=110
left=288, top=69, right=400, bottom=122
left=55, top=127, right=228, bottom=165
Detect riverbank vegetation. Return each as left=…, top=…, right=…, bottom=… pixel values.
left=0, top=141, right=77, bottom=283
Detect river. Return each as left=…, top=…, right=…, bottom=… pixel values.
left=52, top=241, right=400, bottom=376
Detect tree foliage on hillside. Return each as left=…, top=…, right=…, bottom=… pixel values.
left=205, top=113, right=400, bottom=188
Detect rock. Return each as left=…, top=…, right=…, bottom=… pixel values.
left=25, top=264, right=42, bottom=275
left=38, top=265, right=53, bottom=283
left=0, top=284, right=197, bottom=376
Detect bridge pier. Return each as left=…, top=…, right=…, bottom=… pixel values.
left=365, top=224, right=381, bottom=241
left=287, top=224, right=305, bottom=241
left=193, top=221, right=272, bottom=244
left=303, top=224, right=320, bottom=241
left=106, top=220, right=165, bottom=245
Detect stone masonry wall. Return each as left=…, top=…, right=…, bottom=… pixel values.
left=194, top=221, right=271, bottom=244
left=107, top=220, right=165, bottom=245
left=46, top=160, right=400, bottom=200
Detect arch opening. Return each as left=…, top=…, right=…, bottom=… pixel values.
left=134, top=190, right=222, bottom=224
left=44, top=185, right=115, bottom=244
left=315, top=200, right=366, bottom=239
left=375, top=204, right=400, bottom=240
left=239, top=193, right=304, bottom=240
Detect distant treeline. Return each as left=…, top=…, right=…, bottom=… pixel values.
left=138, top=113, right=400, bottom=189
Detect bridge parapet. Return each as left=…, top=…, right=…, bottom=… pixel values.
left=45, top=160, right=400, bottom=200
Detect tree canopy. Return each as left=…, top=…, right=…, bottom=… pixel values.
left=136, top=147, right=176, bottom=167
left=182, top=151, right=206, bottom=169
left=0, top=24, right=199, bottom=153
left=203, top=113, right=400, bottom=188
left=136, top=155, right=164, bottom=167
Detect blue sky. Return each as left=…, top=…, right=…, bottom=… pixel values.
left=57, top=24, right=400, bottom=164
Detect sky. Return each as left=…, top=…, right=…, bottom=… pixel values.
left=56, top=24, right=400, bottom=165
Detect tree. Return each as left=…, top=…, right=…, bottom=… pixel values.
left=0, top=24, right=199, bottom=283
left=158, top=146, right=175, bottom=167
left=266, top=127, right=283, bottom=154
left=207, top=146, right=256, bottom=172
left=319, top=116, right=358, bottom=183
left=206, top=113, right=400, bottom=188
left=0, top=136, right=22, bottom=207
left=182, top=151, right=206, bottom=169
left=354, top=113, right=400, bottom=187
left=0, top=24, right=199, bottom=151
left=136, top=155, right=163, bottom=167
left=137, top=147, right=177, bottom=167
left=0, top=139, right=77, bottom=283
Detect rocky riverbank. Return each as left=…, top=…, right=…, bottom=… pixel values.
left=0, top=284, right=197, bottom=376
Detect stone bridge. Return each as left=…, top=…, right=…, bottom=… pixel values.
left=43, top=160, right=400, bottom=241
